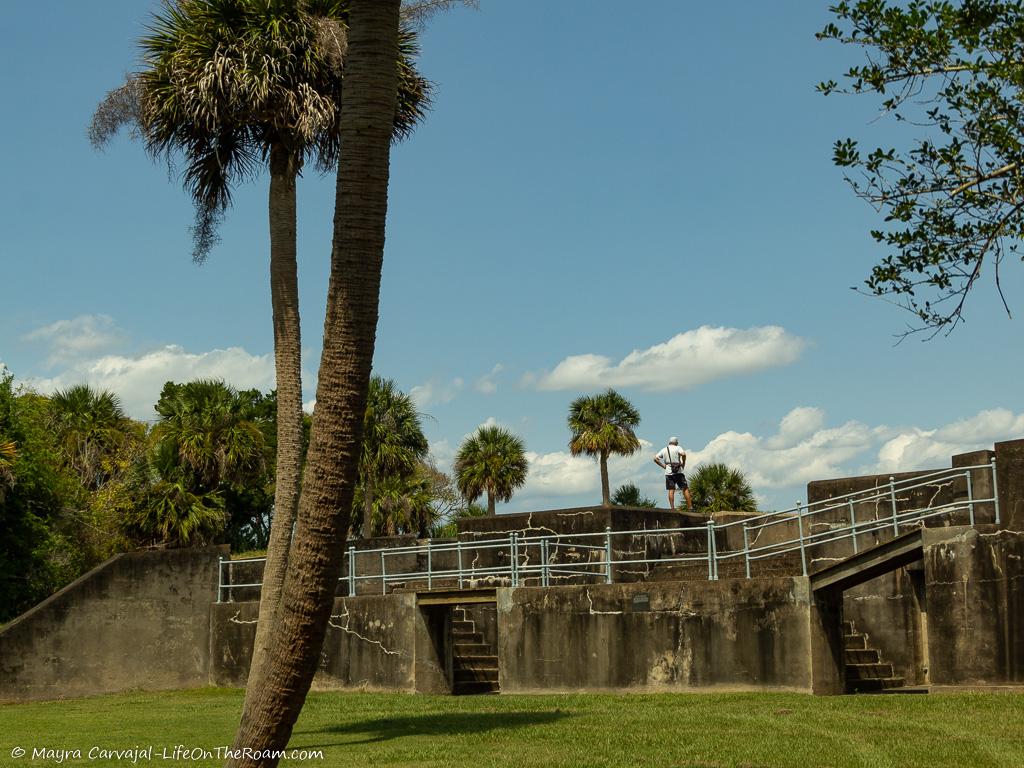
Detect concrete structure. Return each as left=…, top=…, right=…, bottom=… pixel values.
left=0, top=547, right=223, bottom=702
left=1, top=441, right=1021, bottom=702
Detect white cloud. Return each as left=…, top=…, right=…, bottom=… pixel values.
left=475, top=363, right=504, bottom=395
left=410, top=377, right=464, bottom=409
left=23, top=314, right=127, bottom=365
left=529, top=325, right=806, bottom=392
left=516, top=439, right=655, bottom=504
left=26, top=344, right=275, bottom=420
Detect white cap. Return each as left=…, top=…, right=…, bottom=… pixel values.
left=669, top=436, right=678, bottom=445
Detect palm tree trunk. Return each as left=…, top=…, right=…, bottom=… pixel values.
left=228, top=2, right=401, bottom=763
left=362, top=474, right=375, bottom=538
left=600, top=451, right=611, bottom=506
left=240, top=145, right=304, bottom=713
left=487, top=489, right=495, bottom=516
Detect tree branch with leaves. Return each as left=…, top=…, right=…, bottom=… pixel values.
left=818, top=0, right=1024, bottom=336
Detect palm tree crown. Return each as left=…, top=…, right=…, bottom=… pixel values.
left=687, top=462, right=757, bottom=515
left=357, top=376, right=429, bottom=537
left=48, top=385, right=131, bottom=491
left=567, top=388, right=641, bottom=506
left=454, top=425, right=528, bottom=515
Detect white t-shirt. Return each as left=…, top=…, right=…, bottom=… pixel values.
left=656, top=445, right=686, bottom=476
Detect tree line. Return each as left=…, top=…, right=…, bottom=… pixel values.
left=0, top=370, right=760, bottom=623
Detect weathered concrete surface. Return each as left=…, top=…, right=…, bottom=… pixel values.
left=497, top=578, right=828, bottom=693
left=995, top=439, right=1024, bottom=531
left=210, top=593, right=419, bottom=691
left=923, top=528, right=1023, bottom=686
left=0, top=548, right=224, bottom=703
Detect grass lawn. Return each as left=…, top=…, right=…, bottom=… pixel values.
left=2, top=688, right=1022, bottom=767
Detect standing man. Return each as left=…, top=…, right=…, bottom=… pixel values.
left=654, top=437, right=693, bottom=513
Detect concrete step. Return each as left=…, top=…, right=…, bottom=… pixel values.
left=452, top=619, right=475, bottom=632
left=847, top=663, right=895, bottom=680
left=847, top=676, right=906, bottom=693
left=452, top=629, right=483, bottom=643
left=453, top=680, right=499, bottom=696
left=454, top=655, right=498, bottom=670
left=878, top=685, right=929, bottom=695
left=453, top=642, right=492, bottom=656
left=845, top=649, right=880, bottom=665
left=455, top=668, right=499, bottom=683
left=841, top=620, right=855, bottom=635
left=843, top=634, right=867, bottom=649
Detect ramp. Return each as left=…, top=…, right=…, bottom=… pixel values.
left=810, top=528, right=924, bottom=595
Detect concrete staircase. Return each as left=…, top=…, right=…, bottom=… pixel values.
left=452, top=605, right=499, bottom=695
left=842, top=620, right=906, bottom=693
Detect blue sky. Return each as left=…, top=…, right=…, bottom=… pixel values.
left=2, top=1, right=1022, bottom=513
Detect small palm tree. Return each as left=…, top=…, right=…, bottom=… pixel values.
left=357, top=377, right=429, bottom=537
left=568, top=389, right=641, bottom=506
left=611, top=482, right=657, bottom=508
left=688, top=462, right=758, bottom=515
left=454, top=425, right=529, bottom=515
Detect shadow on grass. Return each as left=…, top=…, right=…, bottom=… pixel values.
left=301, top=710, right=572, bottom=746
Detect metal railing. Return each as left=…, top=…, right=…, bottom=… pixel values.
left=217, top=460, right=998, bottom=602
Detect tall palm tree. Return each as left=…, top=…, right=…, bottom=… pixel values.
left=454, top=425, right=529, bottom=516
left=567, top=388, right=642, bottom=506
left=92, top=0, right=430, bottom=705
left=228, top=2, right=405, bottom=760
left=688, top=462, right=758, bottom=515
left=48, top=385, right=131, bottom=491
left=358, top=376, right=428, bottom=537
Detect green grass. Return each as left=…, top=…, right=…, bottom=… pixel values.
left=2, top=688, right=1022, bottom=767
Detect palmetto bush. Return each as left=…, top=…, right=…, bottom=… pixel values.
left=687, top=462, right=757, bottom=515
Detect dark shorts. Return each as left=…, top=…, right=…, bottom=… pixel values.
left=665, top=472, right=687, bottom=490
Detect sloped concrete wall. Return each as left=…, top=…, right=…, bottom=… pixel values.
left=0, top=548, right=224, bottom=702
left=497, top=578, right=824, bottom=693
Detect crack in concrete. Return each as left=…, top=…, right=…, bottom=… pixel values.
left=228, top=611, right=258, bottom=625
left=328, top=603, right=404, bottom=657
left=584, top=588, right=623, bottom=615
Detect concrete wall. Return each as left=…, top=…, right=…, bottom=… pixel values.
left=0, top=547, right=223, bottom=703
left=924, top=528, right=1023, bottom=688
left=497, top=578, right=829, bottom=693
left=210, top=593, right=421, bottom=692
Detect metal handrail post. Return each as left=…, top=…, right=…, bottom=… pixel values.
left=742, top=524, right=751, bottom=579
left=706, top=522, right=714, bottom=580
left=965, top=470, right=976, bottom=527
left=217, top=556, right=225, bottom=603
left=605, top=526, right=613, bottom=584
left=347, top=546, right=356, bottom=596
left=510, top=532, right=518, bottom=587
left=992, top=458, right=1001, bottom=524
left=849, top=501, right=858, bottom=554
left=541, top=537, right=549, bottom=587
left=796, top=502, right=808, bottom=577
left=889, top=476, right=899, bottom=535
left=380, top=550, right=386, bottom=595
left=457, top=540, right=464, bottom=588
left=426, top=540, right=432, bottom=590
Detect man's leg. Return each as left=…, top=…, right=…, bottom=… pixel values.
left=667, top=488, right=676, bottom=509
left=683, top=487, right=693, bottom=513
